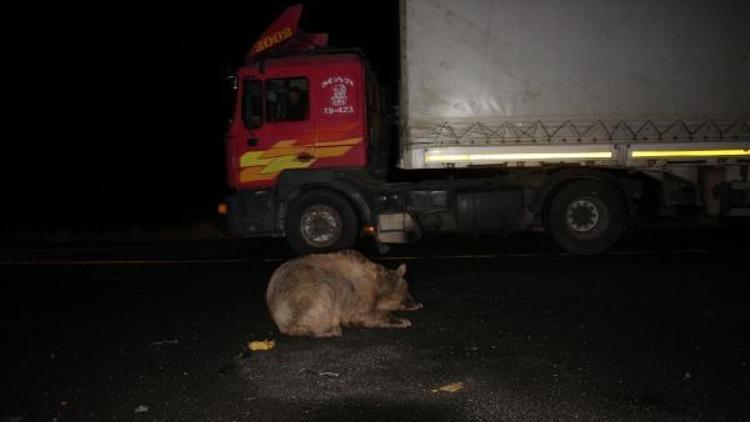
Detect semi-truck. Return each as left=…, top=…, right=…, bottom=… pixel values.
left=222, top=0, right=750, bottom=255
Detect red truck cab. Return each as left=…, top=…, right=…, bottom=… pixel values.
left=222, top=5, right=392, bottom=254
left=226, top=53, right=370, bottom=191
left=223, top=43, right=391, bottom=254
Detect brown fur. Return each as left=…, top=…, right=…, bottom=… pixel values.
left=266, top=250, right=422, bottom=337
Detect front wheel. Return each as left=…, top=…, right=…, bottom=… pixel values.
left=547, top=179, right=626, bottom=255
left=285, top=189, right=359, bottom=256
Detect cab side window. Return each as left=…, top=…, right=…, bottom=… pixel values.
left=266, top=78, right=309, bottom=122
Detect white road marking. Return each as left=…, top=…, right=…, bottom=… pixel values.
left=0, top=258, right=248, bottom=266
left=373, top=249, right=713, bottom=261
left=0, top=249, right=722, bottom=266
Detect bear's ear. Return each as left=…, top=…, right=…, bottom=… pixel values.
left=396, top=263, right=407, bottom=277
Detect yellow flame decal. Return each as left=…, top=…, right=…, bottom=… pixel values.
left=239, top=137, right=363, bottom=183
left=240, top=167, right=278, bottom=182
left=239, top=151, right=274, bottom=168
left=260, top=155, right=314, bottom=174
left=314, top=138, right=363, bottom=147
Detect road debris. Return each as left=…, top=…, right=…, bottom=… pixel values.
left=431, top=382, right=465, bottom=393
left=302, top=368, right=340, bottom=377
left=247, top=339, right=275, bottom=351
left=150, top=339, right=179, bottom=346
left=133, top=405, right=149, bottom=414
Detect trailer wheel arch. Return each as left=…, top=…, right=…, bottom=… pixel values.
left=535, top=171, right=637, bottom=255
left=534, top=170, right=637, bottom=223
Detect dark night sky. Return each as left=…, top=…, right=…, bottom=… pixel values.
left=6, top=1, right=399, bottom=235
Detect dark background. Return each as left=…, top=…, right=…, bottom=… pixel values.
left=3, top=5, right=749, bottom=419
left=6, top=1, right=399, bottom=238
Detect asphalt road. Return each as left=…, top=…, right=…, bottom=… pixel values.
left=1, top=229, right=749, bottom=421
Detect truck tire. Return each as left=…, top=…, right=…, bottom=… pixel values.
left=285, top=189, right=359, bottom=256
left=547, top=179, right=626, bottom=255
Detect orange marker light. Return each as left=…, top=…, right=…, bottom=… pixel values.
left=217, top=203, right=228, bottom=215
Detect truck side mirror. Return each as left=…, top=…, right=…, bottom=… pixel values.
left=225, top=74, right=238, bottom=90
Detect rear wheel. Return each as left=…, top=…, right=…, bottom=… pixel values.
left=547, top=179, right=626, bottom=255
left=285, top=190, right=359, bottom=255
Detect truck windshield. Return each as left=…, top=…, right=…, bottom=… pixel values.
left=242, top=79, right=263, bottom=129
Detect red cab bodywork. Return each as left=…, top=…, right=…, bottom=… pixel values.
left=226, top=53, right=369, bottom=191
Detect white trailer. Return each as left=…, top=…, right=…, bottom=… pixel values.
left=400, top=0, right=749, bottom=199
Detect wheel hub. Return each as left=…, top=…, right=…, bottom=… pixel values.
left=299, top=205, right=343, bottom=248
left=566, top=199, right=600, bottom=232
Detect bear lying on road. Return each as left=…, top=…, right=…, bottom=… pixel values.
left=266, top=250, right=422, bottom=337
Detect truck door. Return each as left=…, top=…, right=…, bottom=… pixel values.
left=235, top=75, right=316, bottom=189
left=312, top=67, right=367, bottom=169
